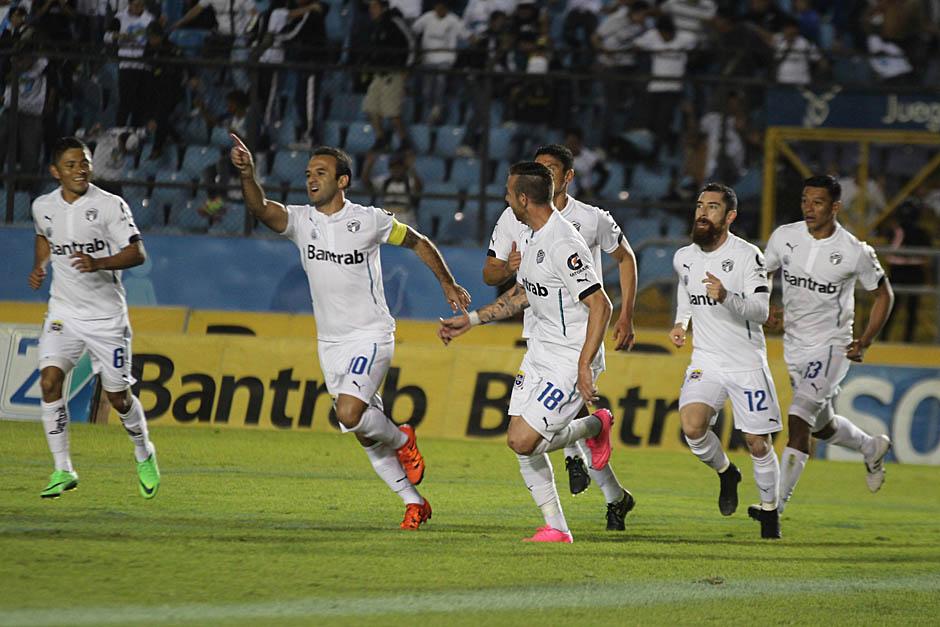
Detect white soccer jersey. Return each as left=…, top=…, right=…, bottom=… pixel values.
left=282, top=200, right=405, bottom=343
left=765, top=221, right=885, bottom=363
left=673, top=233, right=770, bottom=371
left=487, top=195, right=624, bottom=339
left=517, top=211, right=602, bottom=353
left=32, top=184, right=141, bottom=320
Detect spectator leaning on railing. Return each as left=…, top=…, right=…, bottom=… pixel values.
left=362, top=0, right=414, bottom=152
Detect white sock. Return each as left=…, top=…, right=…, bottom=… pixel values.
left=752, top=449, right=780, bottom=509
left=563, top=444, right=581, bottom=460
left=41, top=399, right=73, bottom=472
left=778, top=446, right=809, bottom=510
left=824, top=414, right=872, bottom=454
left=364, top=442, right=422, bottom=505
left=517, top=453, right=568, bottom=533
left=530, top=415, right=600, bottom=455
left=574, top=440, right=625, bottom=502
left=351, top=406, right=408, bottom=449
left=118, top=395, right=154, bottom=463
left=685, top=431, right=730, bottom=473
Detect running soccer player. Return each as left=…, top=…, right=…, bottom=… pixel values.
left=441, top=162, right=615, bottom=543
left=670, top=183, right=782, bottom=539
left=29, top=136, right=160, bottom=500
left=482, top=144, right=637, bottom=531
left=761, top=174, right=893, bottom=514
left=230, top=134, right=470, bottom=530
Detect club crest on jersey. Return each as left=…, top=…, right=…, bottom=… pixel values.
left=346, top=219, right=361, bottom=233
left=49, top=320, right=63, bottom=333
left=721, top=259, right=734, bottom=272
left=567, top=253, right=584, bottom=271
left=571, top=221, right=581, bottom=231
left=536, top=249, right=545, bottom=264
left=830, top=251, right=842, bottom=265
left=689, top=369, right=702, bottom=381
left=85, top=208, right=98, bottom=221
left=514, top=371, right=525, bottom=388
left=310, top=227, right=319, bottom=240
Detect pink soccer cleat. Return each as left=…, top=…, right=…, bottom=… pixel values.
left=585, top=408, right=614, bottom=470
left=523, top=526, right=573, bottom=543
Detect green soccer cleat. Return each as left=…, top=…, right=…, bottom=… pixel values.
left=136, top=446, right=160, bottom=499
left=40, top=470, right=79, bottom=499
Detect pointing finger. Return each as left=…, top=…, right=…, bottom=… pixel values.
left=230, top=133, right=248, bottom=151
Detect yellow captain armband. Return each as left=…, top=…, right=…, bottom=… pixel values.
left=387, top=218, right=408, bottom=246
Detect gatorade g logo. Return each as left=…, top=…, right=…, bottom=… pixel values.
left=567, top=253, right=583, bottom=271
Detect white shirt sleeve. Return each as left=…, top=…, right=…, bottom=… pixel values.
left=764, top=230, right=782, bottom=273
left=596, top=209, right=624, bottom=254
left=855, top=242, right=886, bottom=291
left=280, top=205, right=297, bottom=239
left=673, top=252, right=692, bottom=329
left=553, top=236, right=602, bottom=302
left=487, top=208, right=515, bottom=260
left=107, top=197, right=142, bottom=248
left=374, top=206, right=397, bottom=244
left=720, top=248, right=770, bottom=323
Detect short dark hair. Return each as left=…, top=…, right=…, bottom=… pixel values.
left=534, top=143, right=574, bottom=172
left=803, top=174, right=841, bottom=202
left=509, top=161, right=553, bottom=204
left=51, top=137, right=89, bottom=165
left=312, top=146, right=353, bottom=181
left=700, top=182, right=738, bottom=213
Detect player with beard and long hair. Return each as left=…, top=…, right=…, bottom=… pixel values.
left=670, top=183, right=784, bottom=539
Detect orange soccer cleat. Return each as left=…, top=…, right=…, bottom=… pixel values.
left=396, top=424, right=425, bottom=486
left=400, top=498, right=432, bottom=530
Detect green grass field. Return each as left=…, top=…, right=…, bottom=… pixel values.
left=2, top=420, right=939, bottom=626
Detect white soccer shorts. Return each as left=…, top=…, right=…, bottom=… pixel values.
left=679, top=360, right=783, bottom=435
left=38, top=311, right=136, bottom=392
left=318, top=338, right=393, bottom=415
left=786, top=344, right=851, bottom=429
left=508, top=340, right=604, bottom=440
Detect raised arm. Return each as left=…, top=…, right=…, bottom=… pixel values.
left=848, top=278, right=894, bottom=362
left=28, top=235, right=51, bottom=289
left=438, top=283, right=529, bottom=345
left=230, top=133, right=288, bottom=233
left=401, top=226, right=471, bottom=312
left=609, top=242, right=637, bottom=350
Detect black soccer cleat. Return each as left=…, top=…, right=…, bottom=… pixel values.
left=606, top=489, right=636, bottom=531
left=565, top=456, right=591, bottom=495
left=718, top=463, right=741, bottom=516
left=748, top=504, right=782, bottom=539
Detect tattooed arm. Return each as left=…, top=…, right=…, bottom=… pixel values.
left=437, top=284, right=529, bottom=345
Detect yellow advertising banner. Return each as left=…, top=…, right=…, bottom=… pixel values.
left=129, top=332, right=801, bottom=453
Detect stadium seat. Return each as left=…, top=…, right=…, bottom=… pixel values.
left=150, top=172, right=195, bottom=216
left=414, top=155, right=446, bottom=183
left=136, top=144, right=175, bottom=177
left=322, top=120, right=344, bottom=148
left=492, top=160, right=511, bottom=184
left=622, top=215, right=664, bottom=247
left=484, top=200, right=506, bottom=230
left=344, top=123, right=376, bottom=155
left=209, top=203, right=246, bottom=235
left=735, top=167, right=763, bottom=200
left=209, top=125, right=231, bottom=149
left=327, top=93, right=365, bottom=122
left=488, top=125, right=516, bottom=159
left=450, top=157, right=483, bottom=190
left=179, top=146, right=220, bottom=180
left=422, top=180, right=460, bottom=199
left=833, top=56, right=873, bottom=84
left=637, top=243, right=679, bottom=289
left=437, top=205, right=479, bottom=245
left=269, top=120, right=296, bottom=149
left=168, top=28, right=208, bottom=57
left=122, top=184, right=153, bottom=228
left=599, top=165, right=627, bottom=200
left=418, top=196, right=462, bottom=242
left=409, top=124, right=433, bottom=154
left=434, top=125, right=465, bottom=157
left=11, top=191, right=33, bottom=223
left=271, top=150, right=310, bottom=185
left=630, top=164, right=671, bottom=200
left=183, top=115, right=210, bottom=145
left=285, top=189, right=309, bottom=205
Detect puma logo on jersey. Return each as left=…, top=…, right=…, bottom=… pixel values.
left=50, top=239, right=106, bottom=256
left=689, top=294, right=719, bottom=306
left=782, top=269, right=837, bottom=294
left=306, top=245, right=365, bottom=265
left=785, top=242, right=797, bottom=252
left=522, top=277, right=549, bottom=297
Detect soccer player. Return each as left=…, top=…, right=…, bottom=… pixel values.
left=230, top=134, right=470, bottom=530
left=670, top=183, right=782, bottom=539
left=28, top=137, right=160, bottom=500
left=441, top=162, right=615, bottom=543
left=762, top=175, right=893, bottom=514
left=483, top=144, right=637, bottom=531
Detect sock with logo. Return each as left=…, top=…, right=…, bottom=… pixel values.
left=822, top=414, right=871, bottom=453
left=574, top=441, right=627, bottom=503
left=752, top=449, right=780, bottom=509
left=685, top=430, right=730, bottom=472
left=351, top=406, right=408, bottom=449
left=529, top=415, right=601, bottom=456
left=41, top=399, right=73, bottom=472
left=517, top=453, right=569, bottom=533
left=364, top=442, right=422, bottom=505
left=778, top=446, right=809, bottom=510
left=118, top=395, right=154, bottom=463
